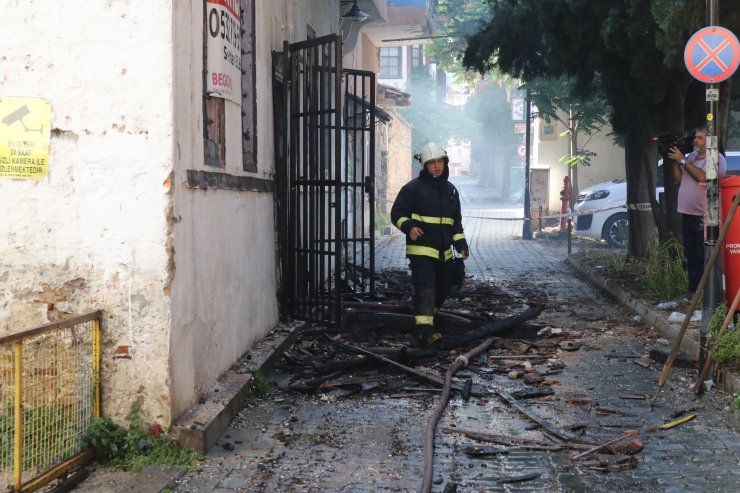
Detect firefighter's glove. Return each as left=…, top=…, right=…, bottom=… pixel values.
left=452, top=258, right=465, bottom=290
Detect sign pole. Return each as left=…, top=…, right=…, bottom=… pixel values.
left=701, top=0, right=722, bottom=369
left=522, top=89, right=532, bottom=240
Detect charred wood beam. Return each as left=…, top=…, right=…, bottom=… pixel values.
left=335, top=341, right=468, bottom=393
left=296, top=306, right=544, bottom=386
left=432, top=305, right=544, bottom=350
left=343, top=304, right=474, bottom=322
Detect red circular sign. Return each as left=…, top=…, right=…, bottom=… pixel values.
left=684, top=26, right=740, bottom=83
left=517, top=144, right=526, bottom=157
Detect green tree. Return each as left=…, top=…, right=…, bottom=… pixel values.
left=463, top=79, right=520, bottom=194
left=461, top=0, right=740, bottom=256
left=524, top=77, right=609, bottom=200
left=425, top=0, right=493, bottom=72
left=398, top=66, right=478, bottom=155
left=428, top=1, right=613, bottom=209
left=426, top=1, right=524, bottom=198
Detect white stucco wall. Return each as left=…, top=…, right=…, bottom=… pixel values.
left=169, top=0, right=339, bottom=420
left=0, top=2, right=174, bottom=422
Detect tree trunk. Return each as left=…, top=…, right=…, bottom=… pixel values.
left=625, top=130, right=657, bottom=258
left=659, top=78, right=689, bottom=242
left=718, top=79, right=733, bottom=153
left=569, top=110, right=579, bottom=201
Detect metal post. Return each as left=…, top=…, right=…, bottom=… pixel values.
left=14, top=340, right=23, bottom=490
left=539, top=205, right=543, bottom=232
left=93, top=317, right=102, bottom=418
left=522, top=89, right=532, bottom=239
left=567, top=218, right=572, bottom=255
left=701, top=0, right=722, bottom=368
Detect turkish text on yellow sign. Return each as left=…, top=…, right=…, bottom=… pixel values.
left=0, top=97, right=51, bottom=179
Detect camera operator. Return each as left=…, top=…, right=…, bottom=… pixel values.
left=667, top=126, right=726, bottom=296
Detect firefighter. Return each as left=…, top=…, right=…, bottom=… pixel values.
left=391, top=143, right=469, bottom=345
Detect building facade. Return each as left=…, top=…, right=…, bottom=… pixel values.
left=1, top=0, right=342, bottom=425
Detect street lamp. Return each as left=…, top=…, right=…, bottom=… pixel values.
left=342, top=1, right=369, bottom=22
left=341, top=1, right=369, bottom=55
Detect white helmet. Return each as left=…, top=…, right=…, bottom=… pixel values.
left=416, top=142, right=448, bottom=166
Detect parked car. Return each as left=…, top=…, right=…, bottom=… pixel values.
left=574, top=151, right=740, bottom=247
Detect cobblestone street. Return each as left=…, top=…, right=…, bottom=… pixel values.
left=79, top=177, right=740, bottom=493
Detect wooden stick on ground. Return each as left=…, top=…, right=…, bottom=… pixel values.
left=571, top=435, right=632, bottom=460
left=494, top=390, right=576, bottom=441
left=442, top=427, right=594, bottom=450
left=652, top=188, right=740, bottom=408
left=336, top=341, right=451, bottom=389
left=693, top=285, right=740, bottom=394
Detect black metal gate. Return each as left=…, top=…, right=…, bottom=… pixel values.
left=274, top=35, right=376, bottom=326
left=341, top=69, right=376, bottom=297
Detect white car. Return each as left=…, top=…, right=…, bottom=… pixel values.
left=574, top=177, right=634, bottom=247
left=574, top=151, right=740, bottom=247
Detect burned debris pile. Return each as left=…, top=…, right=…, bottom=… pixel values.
left=274, top=269, right=649, bottom=487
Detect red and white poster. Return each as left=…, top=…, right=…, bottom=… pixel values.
left=206, top=0, right=242, bottom=105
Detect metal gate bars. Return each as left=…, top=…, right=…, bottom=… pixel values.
left=274, top=35, right=376, bottom=326
left=341, top=69, right=376, bottom=303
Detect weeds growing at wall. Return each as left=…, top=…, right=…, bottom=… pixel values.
left=633, top=238, right=688, bottom=300
left=83, top=403, right=202, bottom=472
left=575, top=239, right=687, bottom=301
left=713, top=323, right=740, bottom=370
left=702, top=303, right=740, bottom=370
left=249, top=372, right=271, bottom=398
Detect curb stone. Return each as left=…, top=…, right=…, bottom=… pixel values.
left=565, top=255, right=740, bottom=395
left=172, top=320, right=305, bottom=455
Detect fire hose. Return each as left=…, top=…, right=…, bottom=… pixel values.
left=419, top=305, right=543, bottom=493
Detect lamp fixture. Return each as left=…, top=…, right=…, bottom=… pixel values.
left=341, top=0, right=369, bottom=22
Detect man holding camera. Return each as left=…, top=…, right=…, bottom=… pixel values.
left=668, top=127, right=726, bottom=296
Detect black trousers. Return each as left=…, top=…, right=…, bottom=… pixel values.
left=409, top=256, right=455, bottom=326
left=682, top=214, right=704, bottom=293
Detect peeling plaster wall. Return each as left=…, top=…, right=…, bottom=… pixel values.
left=0, top=2, right=174, bottom=423
left=169, top=1, right=339, bottom=420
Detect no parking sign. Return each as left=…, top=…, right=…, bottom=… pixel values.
left=684, top=26, right=740, bottom=83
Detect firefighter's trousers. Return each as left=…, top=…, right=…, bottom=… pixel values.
left=409, top=256, right=455, bottom=329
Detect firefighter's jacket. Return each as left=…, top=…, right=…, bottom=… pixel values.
left=391, top=164, right=468, bottom=262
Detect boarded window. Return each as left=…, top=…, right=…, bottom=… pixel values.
left=203, top=0, right=257, bottom=171
left=204, top=95, right=226, bottom=167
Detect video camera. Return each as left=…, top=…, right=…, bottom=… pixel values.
left=653, top=133, right=695, bottom=155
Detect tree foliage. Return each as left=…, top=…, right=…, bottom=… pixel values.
left=397, top=67, right=478, bottom=153
left=524, top=76, right=610, bottom=197
left=463, top=79, right=520, bottom=192
left=428, top=0, right=614, bottom=201
left=460, top=0, right=740, bottom=257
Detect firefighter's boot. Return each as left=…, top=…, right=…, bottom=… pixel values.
left=414, top=288, right=441, bottom=345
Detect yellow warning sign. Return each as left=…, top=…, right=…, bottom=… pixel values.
left=0, top=97, right=51, bottom=179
